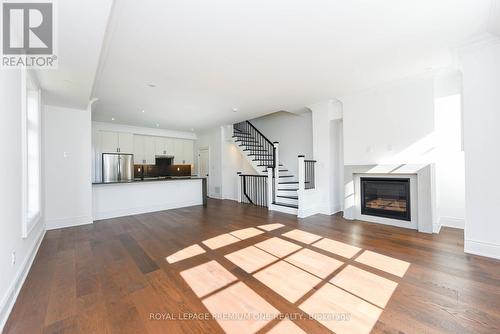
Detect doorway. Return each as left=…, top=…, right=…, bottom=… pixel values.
left=198, top=147, right=209, bottom=196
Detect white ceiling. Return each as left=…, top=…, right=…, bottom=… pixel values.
left=36, top=0, right=113, bottom=109
left=42, top=0, right=498, bottom=130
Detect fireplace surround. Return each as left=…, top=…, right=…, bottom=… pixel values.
left=345, top=164, right=436, bottom=233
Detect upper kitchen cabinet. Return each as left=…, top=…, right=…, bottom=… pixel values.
left=172, top=139, right=193, bottom=164
left=154, top=136, right=174, bottom=156
left=100, top=131, right=133, bottom=153
left=134, top=135, right=156, bottom=165
left=182, top=139, right=194, bottom=165
left=118, top=133, right=134, bottom=153
left=173, top=139, right=184, bottom=163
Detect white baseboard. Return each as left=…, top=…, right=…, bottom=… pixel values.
left=439, top=217, right=465, bottom=229
left=434, top=217, right=465, bottom=234
left=433, top=223, right=442, bottom=234
left=45, top=215, right=93, bottom=230
left=465, top=239, right=500, bottom=260
left=0, top=227, right=46, bottom=332
left=269, top=203, right=298, bottom=215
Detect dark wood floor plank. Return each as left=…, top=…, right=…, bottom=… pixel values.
left=118, top=234, right=160, bottom=274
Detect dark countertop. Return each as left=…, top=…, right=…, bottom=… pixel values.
left=92, top=176, right=205, bottom=185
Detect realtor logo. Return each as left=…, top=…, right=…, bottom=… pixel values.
left=1, top=1, right=57, bottom=68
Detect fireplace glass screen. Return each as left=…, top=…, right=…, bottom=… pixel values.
left=361, top=177, right=411, bottom=221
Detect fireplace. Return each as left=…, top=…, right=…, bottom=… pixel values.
left=360, top=177, right=411, bottom=221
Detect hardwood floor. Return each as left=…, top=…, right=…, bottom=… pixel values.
left=4, top=199, right=500, bottom=334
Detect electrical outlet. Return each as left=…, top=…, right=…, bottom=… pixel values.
left=11, top=251, right=16, bottom=266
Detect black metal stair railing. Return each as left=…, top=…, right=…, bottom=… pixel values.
left=233, top=121, right=275, bottom=168
left=239, top=174, right=268, bottom=207
left=304, top=159, right=316, bottom=189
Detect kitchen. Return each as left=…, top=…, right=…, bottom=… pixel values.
left=91, top=121, right=207, bottom=220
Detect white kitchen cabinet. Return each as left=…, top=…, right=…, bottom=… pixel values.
left=133, top=135, right=155, bottom=165
left=154, top=136, right=173, bottom=156
left=133, top=135, right=144, bottom=164
left=143, top=136, right=156, bottom=164
left=154, top=137, right=165, bottom=156
left=182, top=139, right=194, bottom=164
left=164, top=137, right=174, bottom=155
left=118, top=133, right=133, bottom=153
left=134, top=135, right=193, bottom=165
left=100, top=131, right=119, bottom=153
left=100, top=131, right=133, bottom=153
left=173, top=139, right=184, bottom=163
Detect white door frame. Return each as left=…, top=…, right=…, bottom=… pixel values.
left=198, top=146, right=210, bottom=197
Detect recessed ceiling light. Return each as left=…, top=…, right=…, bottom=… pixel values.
left=141, top=109, right=145, bottom=113
left=232, top=107, right=238, bottom=112
left=111, top=117, right=115, bottom=121
left=156, top=123, right=160, bottom=127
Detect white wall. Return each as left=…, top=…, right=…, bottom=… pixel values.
left=434, top=72, right=466, bottom=229
left=44, top=105, right=92, bottom=230
left=330, top=120, right=344, bottom=212
left=307, top=100, right=344, bottom=215
left=460, top=35, right=500, bottom=259
left=221, top=126, right=256, bottom=201
left=0, top=70, right=45, bottom=331
left=194, top=127, right=223, bottom=198
left=342, top=75, right=435, bottom=165
left=250, top=111, right=313, bottom=175
left=340, top=72, right=466, bottom=231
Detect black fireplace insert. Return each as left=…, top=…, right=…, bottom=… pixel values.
left=361, top=177, right=411, bottom=221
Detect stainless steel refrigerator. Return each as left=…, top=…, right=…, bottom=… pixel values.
left=102, top=153, right=134, bottom=183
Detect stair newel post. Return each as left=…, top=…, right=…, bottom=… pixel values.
left=267, top=168, right=273, bottom=207
left=273, top=142, right=279, bottom=203
left=237, top=172, right=242, bottom=203
left=298, top=155, right=305, bottom=192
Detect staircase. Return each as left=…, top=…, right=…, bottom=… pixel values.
left=233, top=121, right=301, bottom=212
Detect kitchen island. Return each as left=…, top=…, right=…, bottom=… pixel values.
left=92, top=177, right=207, bottom=220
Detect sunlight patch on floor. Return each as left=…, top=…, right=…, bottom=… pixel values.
left=225, top=246, right=278, bottom=273
left=330, top=265, right=398, bottom=308
left=230, top=227, right=264, bottom=240
left=312, top=237, right=362, bottom=259
left=168, top=226, right=411, bottom=334
left=180, top=260, right=237, bottom=298
left=166, top=244, right=205, bottom=264
left=202, top=282, right=280, bottom=334
left=202, top=233, right=241, bottom=250
left=254, top=261, right=321, bottom=303
left=267, top=319, right=307, bottom=334
left=355, top=250, right=410, bottom=277
left=257, top=223, right=285, bottom=231
left=299, top=283, right=382, bottom=334
left=254, top=237, right=302, bottom=258
left=284, top=248, right=344, bottom=279
left=282, top=229, right=322, bottom=244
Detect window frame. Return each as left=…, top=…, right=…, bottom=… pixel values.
left=21, top=70, right=42, bottom=238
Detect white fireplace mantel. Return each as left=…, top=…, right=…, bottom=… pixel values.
left=343, top=164, right=437, bottom=233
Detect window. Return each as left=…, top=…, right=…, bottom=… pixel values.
left=22, top=72, right=42, bottom=237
